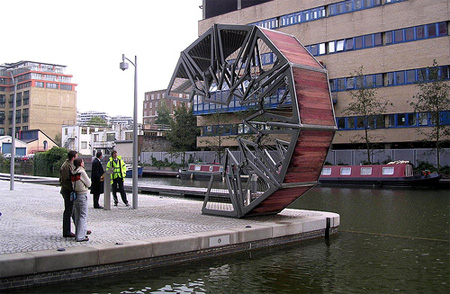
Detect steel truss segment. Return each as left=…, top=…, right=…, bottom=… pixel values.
left=238, top=140, right=281, bottom=186
left=181, top=53, right=206, bottom=97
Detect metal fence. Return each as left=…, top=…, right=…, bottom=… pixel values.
left=141, top=148, right=450, bottom=168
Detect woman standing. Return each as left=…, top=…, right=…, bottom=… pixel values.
left=71, top=158, right=92, bottom=242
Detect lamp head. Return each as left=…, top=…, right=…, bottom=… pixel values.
left=120, top=61, right=129, bottom=71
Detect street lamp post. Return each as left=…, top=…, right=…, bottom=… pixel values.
left=9, top=71, right=17, bottom=191
left=120, top=54, right=139, bottom=209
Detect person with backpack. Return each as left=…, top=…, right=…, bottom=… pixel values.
left=71, top=158, right=92, bottom=242
left=106, top=150, right=129, bottom=207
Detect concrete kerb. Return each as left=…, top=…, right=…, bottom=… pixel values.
left=0, top=214, right=339, bottom=281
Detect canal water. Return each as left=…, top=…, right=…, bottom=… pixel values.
left=11, top=178, right=450, bottom=294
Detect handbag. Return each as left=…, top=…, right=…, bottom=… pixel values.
left=70, top=190, right=77, bottom=201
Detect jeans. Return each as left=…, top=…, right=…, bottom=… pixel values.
left=61, top=188, right=74, bottom=236
left=73, top=193, right=88, bottom=241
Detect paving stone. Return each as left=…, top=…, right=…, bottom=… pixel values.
left=0, top=181, right=329, bottom=255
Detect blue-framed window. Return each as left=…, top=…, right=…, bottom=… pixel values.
left=250, top=18, right=278, bottom=29
left=251, top=0, right=406, bottom=30
left=337, top=111, right=450, bottom=130
left=385, top=0, right=407, bottom=4
left=309, top=22, right=448, bottom=57
left=201, top=123, right=257, bottom=137
left=193, top=86, right=291, bottom=115
left=330, top=65, right=450, bottom=92
left=280, top=6, right=326, bottom=27
left=328, top=0, right=382, bottom=17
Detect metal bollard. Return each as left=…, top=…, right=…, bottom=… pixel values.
left=103, top=169, right=113, bottom=210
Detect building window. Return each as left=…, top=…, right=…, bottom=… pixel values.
left=416, top=25, right=425, bottom=39
left=394, top=29, right=403, bottom=42
left=35, top=82, right=44, bottom=88
left=81, top=141, right=87, bottom=149
left=406, top=70, right=416, bottom=84
left=418, top=113, right=428, bottom=126
left=106, top=133, right=115, bottom=141
left=395, top=71, right=405, bottom=84
left=60, top=84, right=72, bottom=91
left=355, top=36, right=363, bottom=49
left=46, top=83, right=58, bottom=89
left=23, top=91, right=29, bottom=105
left=427, top=23, right=437, bottom=37
left=407, top=113, right=417, bottom=126
left=397, top=114, right=406, bottom=126
left=405, top=27, right=414, bottom=41
left=0, top=95, right=5, bottom=108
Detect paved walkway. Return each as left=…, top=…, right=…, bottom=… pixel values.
left=0, top=180, right=328, bottom=255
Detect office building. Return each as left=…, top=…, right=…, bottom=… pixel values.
left=195, top=0, right=449, bottom=149
left=0, top=61, right=77, bottom=142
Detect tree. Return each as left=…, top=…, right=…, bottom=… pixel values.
left=33, top=146, right=67, bottom=176
left=343, top=67, right=392, bottom=164
left=166, top=103, right=199, bottom=165
left=87, top=116, right=108, bottom=126
left=155, top=100, right=172, bottom=126
left=409, top=60, right=450, bottom=172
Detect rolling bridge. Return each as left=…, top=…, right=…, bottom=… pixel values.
left=166, top=24, right=336, bottom=218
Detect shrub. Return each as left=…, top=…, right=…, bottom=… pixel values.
left=33, top=147, right=67, bottom=176
left=414, top=161, right=437, bottom=174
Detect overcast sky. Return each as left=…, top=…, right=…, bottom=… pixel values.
left=2, top=0, right=203, bottom=120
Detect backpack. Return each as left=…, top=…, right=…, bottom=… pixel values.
left=70, top=172, right=81, bottom=201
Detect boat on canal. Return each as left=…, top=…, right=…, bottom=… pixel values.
left=178, top=163, right=223, bottom=180
left=319, top=161, right=441, bottom=187
left=125, top=165, right=143, bottom=178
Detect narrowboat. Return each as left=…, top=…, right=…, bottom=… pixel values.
left=319, top=161, right=441, bottom=187
left=125, top=165, right=143, bottom=178
left=179, top=163, right=223, bottom=180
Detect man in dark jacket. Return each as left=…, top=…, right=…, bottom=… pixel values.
left=90, top=151, right=105, bottom=209
left=59, top=150, right=77, bottom=237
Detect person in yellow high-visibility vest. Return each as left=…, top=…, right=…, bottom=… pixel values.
left=106, top=151, right=129, bottom=207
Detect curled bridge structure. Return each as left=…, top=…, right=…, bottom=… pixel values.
left=166, top=24, right=336, bottom=218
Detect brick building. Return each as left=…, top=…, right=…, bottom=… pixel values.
left=143, top=89, right=190, bottom=136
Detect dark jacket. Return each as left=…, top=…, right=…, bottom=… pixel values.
left=90, top=157, right=104, bottom=194
left=59, top=159, right=74, bottom=192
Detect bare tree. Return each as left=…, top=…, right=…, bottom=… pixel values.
left=343, top=67, right=392, bottom=164
left=409, top=60, right=450, bottom=172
